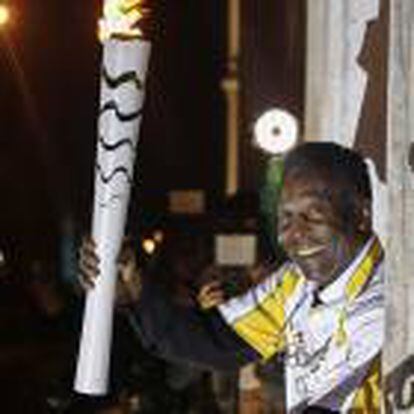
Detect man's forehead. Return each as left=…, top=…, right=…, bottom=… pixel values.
left=280, top=171, right=340, bottom=205
left=284, top=165, right=330, bottom=182
left=280, top=168, right=364, bottom=214
left=280, top=186, right=332, bottom=208
left=282, top=169, right=332, bottom=191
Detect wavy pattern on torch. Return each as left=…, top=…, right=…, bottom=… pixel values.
left=98, top=135, right=136, bottom=152
left=100, top=100, right=143, bottom=122
left=96, top=163, right=133, bottom=185
left=102, top=66, right=144, bottom=91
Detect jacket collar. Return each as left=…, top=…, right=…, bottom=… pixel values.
left=307, top=234, right=384, bottom=305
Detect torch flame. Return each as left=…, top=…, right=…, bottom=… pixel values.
left=99, top=0, right=145, bottom=42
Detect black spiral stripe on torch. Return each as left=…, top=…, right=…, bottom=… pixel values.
left=102, top=67, right=144, bottom=92
left=95, top=0, right=158, bottom=214
left=99, top=100, right=143, bottom=122
left=98, top=135, right=136, bottom=152
left=96, top=163, right=134, bottom=185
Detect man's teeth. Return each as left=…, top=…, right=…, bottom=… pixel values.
left=295, top=245, right=326, bottom=257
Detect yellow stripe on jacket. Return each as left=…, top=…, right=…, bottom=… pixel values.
left=229, top=267, right=303, bottom=359
left=350, top=355, right=381, bottom=413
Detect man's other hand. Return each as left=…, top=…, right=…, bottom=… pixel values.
left=197, top=281, right=225, bottom=310
left=78, top=236, right=141, bottom=305
left=78, top=236, right=99, bottom=290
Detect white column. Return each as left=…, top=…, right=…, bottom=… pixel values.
left=383, top=0, right=414, bottom=411
left=305, top=0, right=379, bottom=147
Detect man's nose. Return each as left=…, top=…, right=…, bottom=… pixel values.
left=283, top=218, right=309, bottom=246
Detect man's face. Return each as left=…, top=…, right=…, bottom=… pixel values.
left=278, top=172, right=361, bottom=287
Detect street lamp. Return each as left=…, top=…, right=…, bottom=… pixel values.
left=253, top=108, right=298, bottom=156
left=253, top=109, right=298, bottom=262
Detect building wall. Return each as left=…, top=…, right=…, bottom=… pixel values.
left=305, top=0, right=389, bottom=244
left=384, top=0, right=414, bottom=410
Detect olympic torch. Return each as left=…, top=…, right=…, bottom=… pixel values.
left=74, top=0, right=153, bottom=395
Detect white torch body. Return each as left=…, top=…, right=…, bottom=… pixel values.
left=74, top=36, right=151, bottom=395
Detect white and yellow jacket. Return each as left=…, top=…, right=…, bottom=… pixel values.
left=135, top=235, right=384, bottom=413
left=218, top=235, right=383, bottom=412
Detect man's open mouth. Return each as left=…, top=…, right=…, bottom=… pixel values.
left=294, top=245, right=326, bottom=258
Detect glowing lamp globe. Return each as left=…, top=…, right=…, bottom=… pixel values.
left=254, top=109, right=298, bottom=156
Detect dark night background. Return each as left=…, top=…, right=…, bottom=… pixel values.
left=0, top=0, right=304, bottom=259
left=0, top=0, right=228, bottom=250
left=0, top=1, right=304, bottom=412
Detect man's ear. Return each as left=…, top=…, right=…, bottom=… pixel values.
left=357, top=198, right=372, bottom=233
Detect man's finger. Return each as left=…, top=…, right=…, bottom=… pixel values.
left=204, top=291, right=224, bottom=303
left=79, top=253, right=100, bottom=277
left=199, top=293, right=225, bottom=309
left=77, top=235, right=101, bottom=291
left=79, top=244, right=99, bottom=265
left=199, top=281, right=222, bottom=297
left=78, top=271, right=95, bottom=290
left=198, top=282, right=225, bottom=309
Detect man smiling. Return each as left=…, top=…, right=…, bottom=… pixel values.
left=79, top=142, right=384, bottom=413
left=278, top=144, right=373, bottom=289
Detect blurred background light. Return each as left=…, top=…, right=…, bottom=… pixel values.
left=153, top=230, right=164, bottom=244
left=142, top=238, right=156, bottom=255
left=0, top=249, right=5, bottom=266
left=0, top=4, right=10, bottom=27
